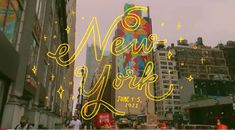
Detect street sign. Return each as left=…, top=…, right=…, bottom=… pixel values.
left=233, top=103, right=235, bottom=110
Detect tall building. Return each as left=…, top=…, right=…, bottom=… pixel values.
left=0, top=0, right=20, bottom=126
left=74, top=45, right=101, bottom=113
left=0, top=0, right=74, bottom=128
left=154, top=46, right=181, bottom=120
left=174, top=38, right=230, bottom=81
left=65, top=0, right=76, bottom=118
left=112, top=3, right=155, bottom=115
left=217, top=41, right=235, bottom=80
left=85, top=45, right=101, bottom=93
left=90, top=54, right=112, bottom=110
left=87, top=54, right=112, bottom=128
left=172, top=38, right=233, bottom=125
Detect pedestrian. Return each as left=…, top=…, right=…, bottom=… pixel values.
left=216, top=119, right=228, bottom=130
left=69, top=115, right=82, bottom=130
left=65, top=118, right=70, bottom=128
left=160, top=122, right=167, bottom=130
left=15, top=116, right=33, bottom=130
left=103, top=120, right=111, bottom=128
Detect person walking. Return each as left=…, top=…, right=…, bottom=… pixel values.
left=216, top=119, right=228, bottom=130
left=69, top=115, right=82, bottom=130
left=15, top=116, right=33, bottom=130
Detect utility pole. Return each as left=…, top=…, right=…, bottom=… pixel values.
left=80, top=67, right=85, bottom=112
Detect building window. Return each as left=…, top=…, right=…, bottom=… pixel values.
left=174, top=101, right=180, bottom=105
left=164, top=85, right=168, bottom=88
left=163, top=80, right=170, bottom=84
left=161, top=66, right=167, bottom=69
left=36, top=0, right=46, bottom=25
left=172, top=80, right=178, bottom=84
left=36, top=0, right=42, bottom=19
left=160, top=61, right=167, bottom=65
left=168, top=62, right=173, bottom=65
left=171, top=76, right=177, bottom=79
left=43, top=60, right=48, bottom=87
left=159, top=53, right=166, bottom=56
left=162, top=70, right=168, bottom=74
left=28, top=35, right=39, bottom=67
left=162, top=75, right=169, bottom=79
left=173, top=96, right=180, bottom=99
left=0, top=0, right=22, bottom=43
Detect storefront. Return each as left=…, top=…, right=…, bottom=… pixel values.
left=0, top=32, right=19, bottom=126
left=0, top=0, right=23, bottom=126
left=189, top=104, right=235, bottom=128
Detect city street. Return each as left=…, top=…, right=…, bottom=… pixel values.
left=1, top=0, right=235, bottom=129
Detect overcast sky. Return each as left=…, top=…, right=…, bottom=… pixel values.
left=73, top=0, right=235, bottom=111
left=75, top=0, right=235, bottom=47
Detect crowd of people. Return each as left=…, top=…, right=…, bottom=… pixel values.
left=15, top=116, right=33, bottom=130
left=13, top=115, right=82, bottom=130
left=65, top=115, right=82, bottom=130
left=12, top=115, right=229, bottom=130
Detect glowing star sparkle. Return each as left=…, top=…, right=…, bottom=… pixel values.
left=177, top=22, right=181, bottom=29
left=81, top=17, right=85, bottom=20
left=43, top=35, right=47, bottom=41
left=72, top=10, right=76, bottom=16
left=65, top=26, right=71, bottom=34
left=168, top=50, right=173, bottom=60
left=53, top=35, right=56, bottom=39
left=57, top=85, right=64, bottom=99
left=200, top=57, right=206, bottom=64
left=180, top=86, right=184, bottom=90
left=71, top=95, right=76, bottom=100
left=69, top=81, right=73, bottom=85
left=179, top=36, right=183, bottom=43
left=45, top=96, right=48, bottom=100
left=187, top=75, right=194, bottom=82
left=51, top=74, right=55, bottom=81
left=160, top=22, right=165, bottom=27
left=32, top=65, right=37, bottom=75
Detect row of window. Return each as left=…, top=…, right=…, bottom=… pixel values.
left=161, top=75, right=178, bottom=79
left=160, top=61, right=173, bottom=65
left=1, top=0, right=70, bottom=114
left=156, top=106, right=181, bottom=112
left=1, top=0, right=63, bottom=90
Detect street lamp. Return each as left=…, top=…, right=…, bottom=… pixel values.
left=80, top=67, right=85, bottom=109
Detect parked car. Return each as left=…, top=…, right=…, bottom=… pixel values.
left=117, top=118, right=132, bottom=128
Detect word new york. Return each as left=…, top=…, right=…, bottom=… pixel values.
left=47, top=6, right=173, bottom=120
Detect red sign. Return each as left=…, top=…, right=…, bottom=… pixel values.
left=96, top=113, right=112, bottom=128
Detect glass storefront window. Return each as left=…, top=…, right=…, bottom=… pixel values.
left=12, top=0, right=21, bottom=17
left=4, top=4, right=17, bottom=42
left=0, top=0, right=22, bottom=43
left=0, top=0, right=8, bottom=32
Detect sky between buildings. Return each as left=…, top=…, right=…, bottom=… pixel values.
left=73, top=0, right=235, bottom=112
